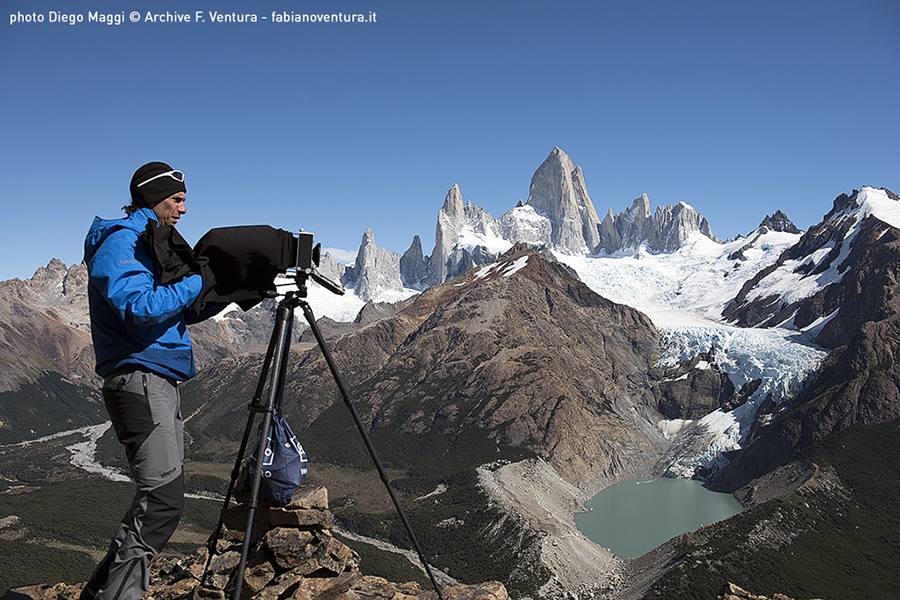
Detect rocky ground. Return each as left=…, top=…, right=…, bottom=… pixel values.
left=3, top=486, right=507, bottom=600
left=476, top=459, right=626, bottom=598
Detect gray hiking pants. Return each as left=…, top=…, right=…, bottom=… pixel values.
left=81, top=370, right=185, bottom=600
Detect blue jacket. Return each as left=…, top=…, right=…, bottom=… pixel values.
left=84, top=208, right=203, bottom=380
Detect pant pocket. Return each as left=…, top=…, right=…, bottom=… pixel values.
left=103, top=375, right=157, bottom=465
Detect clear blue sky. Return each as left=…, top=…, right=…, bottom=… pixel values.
left=2, top=0, right=898, bottom=281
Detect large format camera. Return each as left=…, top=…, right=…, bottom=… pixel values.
left=191, top=225, right=342, bottom=313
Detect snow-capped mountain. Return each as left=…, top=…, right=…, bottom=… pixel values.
left=597, top=193, right=718, bottom=253
left=520, top=146, right=602, bottom=254
left=346, top=147, right=720, bottom=301
left=430, top=183, right=507, bottom=284
left=724, top=187, right=900, bottom=332
left=553, top=187, right=900, bottom=477
left=715, top=186, right=900, bottom=491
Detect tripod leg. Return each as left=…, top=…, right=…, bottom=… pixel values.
left=200, top=306, right=283, bottom=588
left=232, top=298, right=295, bottom=600
left=298, top=300, right=444, bottom=600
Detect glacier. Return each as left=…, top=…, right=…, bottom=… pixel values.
left=554, top=229, right=831, bottom=478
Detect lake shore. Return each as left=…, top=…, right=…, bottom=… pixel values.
left=477, top=458, right=627, bottom=598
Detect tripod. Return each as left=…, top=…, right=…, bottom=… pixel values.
left=202, top=274, right=444, bottom=600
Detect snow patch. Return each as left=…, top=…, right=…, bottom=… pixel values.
left=557, top=228, right=802, bottom=327
left=212, top=303, right=240, bottom=322
left=857, top=187, right=900, bottom=229
left=658, top=419, right=693, bottom=440
left=472, top=255, right=530, bottom=282
left=502, top=256, right=530, bottom=278
left=456, top=225, right=513, bottom=256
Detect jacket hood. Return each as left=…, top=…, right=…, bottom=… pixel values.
left=84, top=208, right=157, bottom=264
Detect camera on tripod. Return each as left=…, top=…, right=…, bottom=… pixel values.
left=202, top=227, right=443, bottom=600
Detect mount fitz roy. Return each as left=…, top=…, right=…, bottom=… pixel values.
left=1, top=147, right=899, bottom=599
left=342, top=147, right=720, bottom=300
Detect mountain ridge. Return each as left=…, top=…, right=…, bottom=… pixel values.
left=715, top=200, right=900, bottom=492
left=347, top=147, right=725, bottom=300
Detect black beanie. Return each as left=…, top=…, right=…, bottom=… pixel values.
left=129, top=161, right=187, bottom=208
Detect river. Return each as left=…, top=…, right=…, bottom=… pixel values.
left=574, top=477, right=742, bottom=559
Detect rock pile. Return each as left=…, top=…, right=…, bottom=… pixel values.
left=4, top=486, right=508, bottom=600
left=717, top=582, right=823, bottom=600
left=199, top=485, right=360, bottom=600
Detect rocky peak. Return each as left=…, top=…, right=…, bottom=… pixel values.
left=825, top=189, right=863, bottom=221
left=758, top=210, right=801, bottom=234
left=433, top=185, right=465, bottom=284
left=823, top=186, right=900, bottom=224
left=626, top=194, right=653, bottom=221
left=431, top=184, right=503, bottom=284
left=314, top=251, right=345, bottom=286
left=343, top=229, right=403, bottom=302
left=25, top=258, right=75, bottom=299
left=0, top=260, right=96, bottom=391
left=0, top=259, right=89, bottom=328
left=525, top=147, right=602, bottom=254
left=399, top=235, right=432, bottom=290
left=597, top=195, right=718, bottom=253
left=650, top=201, right=718, bottom=252
left=598, top=195, right=651, bottom=253
left=441, top=183, right=465, bottom=218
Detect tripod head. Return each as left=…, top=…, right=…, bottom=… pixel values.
left=289, top=230, right=345, bottom=298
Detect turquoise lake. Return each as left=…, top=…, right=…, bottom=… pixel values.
left=573, top=477, right=743, bottom=559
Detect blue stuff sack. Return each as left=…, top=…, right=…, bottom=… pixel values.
left=249, top=412, right=309, bottom=506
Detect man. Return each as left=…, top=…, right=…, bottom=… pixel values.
left=81, top=161, right=211, bottom=600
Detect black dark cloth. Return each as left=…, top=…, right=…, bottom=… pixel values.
left=191, top=225, right=296, bottom=312
left=141, top=220, right=202, bottom=283
left=142, top=224, right=296, bottom=316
